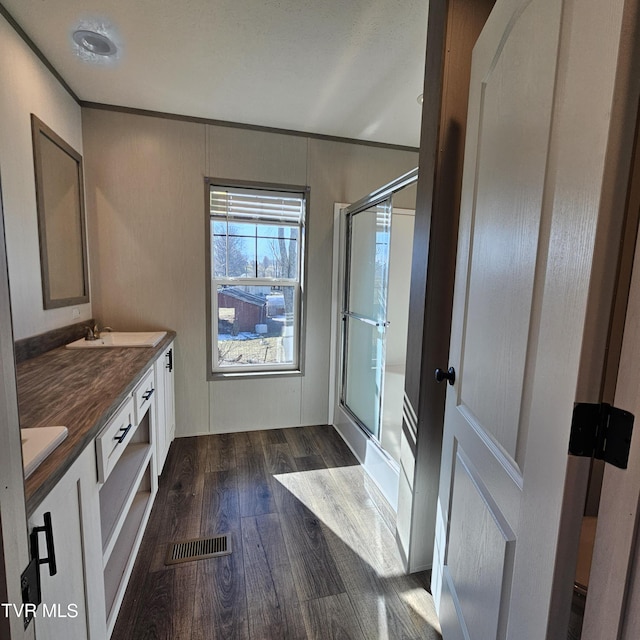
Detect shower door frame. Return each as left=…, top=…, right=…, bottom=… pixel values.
left=340, top=195, right=392, bottom=442
left=329, top=168, right=418, bottom=509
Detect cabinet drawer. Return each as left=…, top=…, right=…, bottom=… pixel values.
left=134, top=367, right=155, bottom=424
left=96, top=397, right=135, bottom=483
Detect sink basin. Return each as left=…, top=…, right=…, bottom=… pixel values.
left=66, top=331, right=167, bottom=349
left=22, top=426, right=68, bottom=478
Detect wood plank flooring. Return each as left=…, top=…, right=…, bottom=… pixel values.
left=111, top=425, right=442, bottom=640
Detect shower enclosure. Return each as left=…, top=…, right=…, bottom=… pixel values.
left=331, top=169, right=417, bottom=507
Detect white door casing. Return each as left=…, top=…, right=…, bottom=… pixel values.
left=589, top=195, right=640, bottom=640
left=432, top=0, right=630, bottom=638
left=583, top=107, right=640, bottom=636
left=0, top=180, right=34, bottom=639
left=615, top=232, right=640, bottom=640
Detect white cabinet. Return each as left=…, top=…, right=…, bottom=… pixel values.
left=29, top=445, right=105, bottom=640
left=29, top=339, right=175, bottom=640
left=154, top=341, right=175, bottom=474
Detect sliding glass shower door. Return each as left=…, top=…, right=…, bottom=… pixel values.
left=341, top=197, right=392, bottom=439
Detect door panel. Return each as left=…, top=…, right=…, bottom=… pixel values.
left=347, top=204, right=390, bottom=320
left=447, top=451, right=514, bottom=640
left=459, top=0, right=558, bottom=465
left=342, top=198, right=392, bottom=440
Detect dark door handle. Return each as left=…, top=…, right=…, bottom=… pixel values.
left=31, top=512, right=57, bottom=577
left=435, top=367, right=456, bottom=385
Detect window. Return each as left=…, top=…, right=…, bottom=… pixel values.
left=207, top=182, right=307, bottom=375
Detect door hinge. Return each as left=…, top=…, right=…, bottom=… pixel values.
left=569, top=402, right=634, bottom=469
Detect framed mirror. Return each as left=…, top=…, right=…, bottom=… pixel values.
left=31, top=114, right=89, bottom=309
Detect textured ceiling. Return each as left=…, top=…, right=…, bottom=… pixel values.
left=2, top=0, right=428, bottom=147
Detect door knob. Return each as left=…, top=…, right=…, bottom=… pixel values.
left=435, top=367, right=456, bottom=385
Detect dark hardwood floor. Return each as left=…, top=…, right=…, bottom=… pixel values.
left=112, top=425, right=442, bottom=640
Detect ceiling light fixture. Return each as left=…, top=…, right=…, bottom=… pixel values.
left=72, top=29, right=117, bottom=57
left=417, top=93, right=424, bottom=105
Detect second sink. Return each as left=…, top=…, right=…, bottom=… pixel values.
left=66, top=331, right=167, bottom=349
left=22, top=426, right=68, bottom=478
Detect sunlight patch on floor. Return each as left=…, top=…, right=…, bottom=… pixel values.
left=377, top=594, right=390, bottom=637
left=397, top=581, right=442, bottom=634
left=273, top=464, right=441, bottom=635
left=275, top=467, right=401, bottom=578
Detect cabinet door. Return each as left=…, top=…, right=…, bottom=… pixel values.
left=154, top=350, right=167, bottom=474
left=164, top=345, right=175, bottom=444
left=30, top=446, right=104, bottom=640
left=154, top=343, right=175, bottom=474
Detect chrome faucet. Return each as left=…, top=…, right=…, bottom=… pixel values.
left=85, top=324, right=113, bottom=340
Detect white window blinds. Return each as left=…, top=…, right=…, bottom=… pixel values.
left=210, top=186, right=305, bottom=225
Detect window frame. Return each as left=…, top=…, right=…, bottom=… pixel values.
left=205, top=178, right=309, bottom=379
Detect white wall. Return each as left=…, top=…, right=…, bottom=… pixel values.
left=380, top=208, right=415, bottom=463
left=0, top=13, right=91, bottom=339
left=82, top=108, right=418, bottom=437
left=386, top=209, right=415, bottom=367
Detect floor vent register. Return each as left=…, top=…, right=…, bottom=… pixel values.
left=165, top=534, right=232, bottom=565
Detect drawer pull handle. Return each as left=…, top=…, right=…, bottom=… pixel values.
left=142, top=388, right=155, bottom=401
left=31, top=512, right=57, bottom=577
left=114, top=423, right=132, bottom=444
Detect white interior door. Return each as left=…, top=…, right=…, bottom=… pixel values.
left=431, top=0, right=629, bottom=638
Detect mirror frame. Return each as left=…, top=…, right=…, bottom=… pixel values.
left=31, top=114, right=89, bottom=309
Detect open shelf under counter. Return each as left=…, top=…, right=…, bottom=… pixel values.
left=104, top=459, right=155, bottom=636
left=100, top=441, right=153, bottom=563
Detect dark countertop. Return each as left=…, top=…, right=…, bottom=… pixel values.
left=17, top=331, right=176, bottom=516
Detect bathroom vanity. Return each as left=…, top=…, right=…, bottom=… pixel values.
left=16, top=330, right=176, bottom=639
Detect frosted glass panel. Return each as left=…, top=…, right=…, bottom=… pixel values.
left=347, top=202, right=391, bottom=321
left=342, top=197, right=392, bottom=439
left=344, top=318, right=385, bottom=438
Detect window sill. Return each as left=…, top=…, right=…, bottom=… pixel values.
left=208, top=369, right=303, bottom=381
